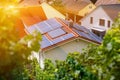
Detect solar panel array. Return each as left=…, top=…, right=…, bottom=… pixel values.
left=72, top=24, right=102, bottom=43
left=26, top=18, right=75, bottom=49
left=26, top=18, right=102, bottom=49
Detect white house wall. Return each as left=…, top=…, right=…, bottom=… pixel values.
left=81, top=7, right=113, bottom=30
left=44, top=39, right=89, bottom=62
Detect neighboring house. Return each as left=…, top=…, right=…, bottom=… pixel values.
left=95, top=0, right=120, bottom=6
left=80, top=4, right=120, bottom=38
left=61, top=0, right=96, bottom=22
left=25, top=18, right=102, bottom=62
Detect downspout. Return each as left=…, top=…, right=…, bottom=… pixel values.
left=39, top=50, right=45, bottom=70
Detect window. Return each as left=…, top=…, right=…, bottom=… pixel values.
left=99, top=19, right=105, bottom=26
left=90, top=17, right=93, bottom=24
left=108, top=20, right=111, bottom=28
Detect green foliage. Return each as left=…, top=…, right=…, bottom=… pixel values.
left=27, top=54, right=97, bottom=80
left=98, top=16, right=120, bottom=80
left=55, top=53, right=97, bottom=80
left=25, top=59, right=55, bottom=80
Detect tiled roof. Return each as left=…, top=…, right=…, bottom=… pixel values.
left=101, top=4, right=120, bottom=20
left=62, top=0, right=91, bottom=14
left=15, top=18, right=27, bottom=38
left=95, top=0, right=120, bottom=6
left=25, top=18, right=102, bottom=51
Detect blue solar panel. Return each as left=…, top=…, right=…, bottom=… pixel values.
left=89, top=32, right=102, bottom=42
left=41, top=36, right=52, bottom=48
left=46, top=18, right=62, bottom=29
left=73, top=27, right=102, bottom=43
left=62, top=33, right=74, bottom=39
left=27, top=25, right=37, bottom=34
left=36, top=21, right=52, bottom=34
left=52, top=37, right=63, bottom=44
left=41, top=40, right=51, bottom=48
left=48, top=28, right=66, bottom=38
left=73, top=24, right=89, bottom=33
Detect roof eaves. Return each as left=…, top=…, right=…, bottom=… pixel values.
left=41, top=37, right=77, bottom=52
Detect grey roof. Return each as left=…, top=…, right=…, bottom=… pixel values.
left=62, top=0, right=91, bottom=14
left=101, top=4, right=120, bottom=20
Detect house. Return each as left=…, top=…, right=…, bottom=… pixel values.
left=25, top=18, right=102, bottom=62
left=61, top=0, right=96, bottom=22
left=16, top=2, right=101, bottom=62
left=80, top=4, right=120, bottom=38
left=95, top=0, right=120, bottom=6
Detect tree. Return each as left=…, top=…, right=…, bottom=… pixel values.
left=98, top=16, right=120, bottom=80
left=0, top=1, right=41, bottom=79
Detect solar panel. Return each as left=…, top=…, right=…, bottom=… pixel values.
left=52, top=37, right=63, bottom=44
left=41, top=40, right=51, bottom=48
left=73, top=24, right=89, bottom=33
left=48, top=28, right=66, bottom=38
left=46, top=18, right=62, bottom=29
left=73, top=27, right=102, bottom=43
left=36, top=21, right=52, bottom=34
left=41, top=36, right=52, bottom=48
left=27, top=25, right=37, bottom=34
left=62, top=33, right=74, bottom=39
left=89, top=32, right=102, bottom=42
